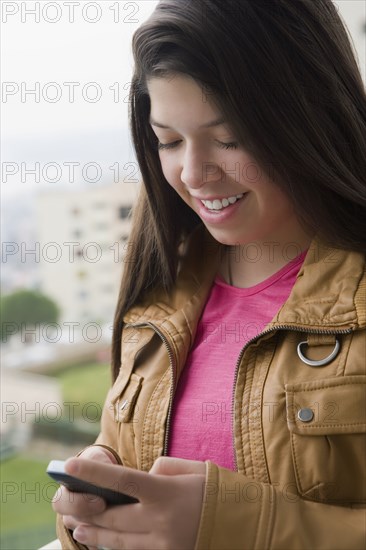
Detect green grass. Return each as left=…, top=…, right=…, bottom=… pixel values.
left=1, top=456, right=56, bottom=530
left=53, top=362, right=111, bottom=419
left=0, top=361, right=113, bottom=547
left=0, top=456, right=58, bottom=548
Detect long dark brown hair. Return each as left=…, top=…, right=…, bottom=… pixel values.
left=111, top=0, right=366, bottom=380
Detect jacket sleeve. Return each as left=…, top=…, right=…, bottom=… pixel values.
left=195, top=461, right=366, bottom=550
left=56, top=443, right=123, bottom=550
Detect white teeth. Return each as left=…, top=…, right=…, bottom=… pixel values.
left=201, top=193, right=244, bottom=211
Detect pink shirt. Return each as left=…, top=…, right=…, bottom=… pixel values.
left=167, top=251, right=307, bottom=470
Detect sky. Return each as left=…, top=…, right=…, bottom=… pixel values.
left=1, top=1, right=159, bottom=198
left=2, top=1, right=159, bottom=136
left=1, top=0, right=365, bottom=199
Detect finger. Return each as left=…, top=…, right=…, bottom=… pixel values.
left=73, top=525, right=152, bottom=550
left=62, top=518, right=99, bottom=550
left=63, top=514, right=81, bottom=531
left=52, top=485, right=106, bottom=516
left=64, top=458, right=159, bottom=502
left=79, top=446, right=118, bottom=465
left=77, top=503, right=151, bottom=534
left=149, top=456, right=206, bottom=476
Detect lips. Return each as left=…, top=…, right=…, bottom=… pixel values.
left=193, top=192, right=248, bottom=224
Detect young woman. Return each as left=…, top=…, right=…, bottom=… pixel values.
left=53, top=1, right=366, bottom=548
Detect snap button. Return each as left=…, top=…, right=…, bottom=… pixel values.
left=297, top=408, right=314, bottom=422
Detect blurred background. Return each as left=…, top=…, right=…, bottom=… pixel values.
left=1, top=1, right=365, bottom=548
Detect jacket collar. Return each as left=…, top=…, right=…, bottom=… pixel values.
left=272, top=237, right=365, bottom=330
left=124, top=226, right=365, bottom=370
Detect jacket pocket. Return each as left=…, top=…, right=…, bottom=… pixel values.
left=111, top=373, right=144, bottom=423
left=285, top=375, right=366, bottom=504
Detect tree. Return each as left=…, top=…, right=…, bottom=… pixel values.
left=1, top=289, right=60, bottom=343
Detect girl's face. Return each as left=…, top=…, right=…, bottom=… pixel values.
left=148, top=74, right=306, bottom=247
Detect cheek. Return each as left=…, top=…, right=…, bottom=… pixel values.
left=256, top=178, right=291, bottom=209
left=264, top=190, right=295, bottom=222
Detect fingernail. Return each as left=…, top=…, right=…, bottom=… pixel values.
left=73, top=527, right=87, bottom=543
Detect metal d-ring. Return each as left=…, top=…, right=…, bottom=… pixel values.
left=297, top=338, right=340, bottom=367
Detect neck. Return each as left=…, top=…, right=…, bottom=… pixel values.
left=221, top=233, right=313, bottom=288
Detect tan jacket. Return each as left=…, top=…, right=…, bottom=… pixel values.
left=58, top=227, right=366, bottom=549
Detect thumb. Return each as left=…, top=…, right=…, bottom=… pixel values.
left=78, top=445, right=118, bottom=464
left=149, top=456, right=206, bottom=476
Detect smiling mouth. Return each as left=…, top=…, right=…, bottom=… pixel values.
left=201, top=193, right=244, bottom=211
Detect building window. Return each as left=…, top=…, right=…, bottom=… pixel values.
left=118, top=206, right=131, bottom=219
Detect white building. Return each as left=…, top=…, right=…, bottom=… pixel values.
left=337, top=0, right=366, bottom=82
left=35, top=181, right=140, bottom=328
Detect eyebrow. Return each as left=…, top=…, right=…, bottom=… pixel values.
left=149, top=117, right=226, bottom=129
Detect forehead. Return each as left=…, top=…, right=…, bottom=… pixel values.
left=147, top=75, right=222, bottom=128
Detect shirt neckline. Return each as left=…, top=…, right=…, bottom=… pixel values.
left=214, top=249, right=308, bottom=296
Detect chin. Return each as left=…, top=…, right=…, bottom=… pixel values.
left=204, top=227, right=242, bottom=246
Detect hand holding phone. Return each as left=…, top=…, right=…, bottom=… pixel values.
left=47, top=460, right=139, bottom=506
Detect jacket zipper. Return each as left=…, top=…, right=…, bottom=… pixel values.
left=230, top=325, right=353, bottom=472
left=127, top=322, right=353, bottom=469
left=125, top=321, right=176, bottom=456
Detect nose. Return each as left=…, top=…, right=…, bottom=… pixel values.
left=180, top=145, right=221, bottom=189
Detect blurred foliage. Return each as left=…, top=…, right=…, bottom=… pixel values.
left=1, top=289, right=60, bottom=341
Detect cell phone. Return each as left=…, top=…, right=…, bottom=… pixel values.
left=47, top=460, right=139, bottom=506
